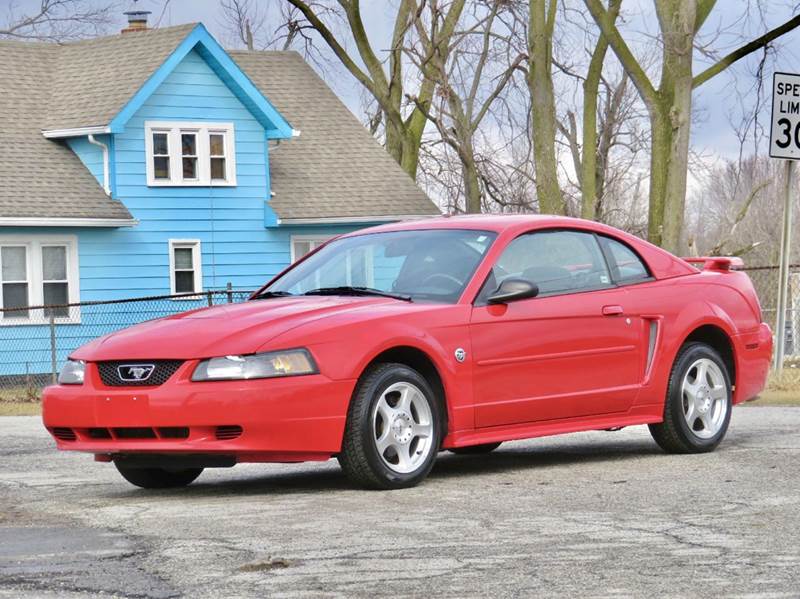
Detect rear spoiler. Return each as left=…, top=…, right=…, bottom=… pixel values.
left=681, top=256, right=744, bottom=272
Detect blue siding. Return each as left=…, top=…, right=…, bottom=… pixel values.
left=0, top=48, right=369, bottom=377
left=66, top=136, right=107, bottom=187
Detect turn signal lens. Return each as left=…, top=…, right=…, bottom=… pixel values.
left=58, top=359, right=85, bottom=385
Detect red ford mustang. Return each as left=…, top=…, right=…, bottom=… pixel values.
left=43, top=215, right=772, bottom=489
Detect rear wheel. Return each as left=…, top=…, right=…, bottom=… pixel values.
left=115, top=463, right=203, bottom=489
left=448, top=442, right=502, bottom=455
left=338, top=363, right=442, bottom=489
left=649, top=342, right=732, bottom=454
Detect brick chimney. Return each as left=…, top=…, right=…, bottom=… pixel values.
left=122, top=0, right=151, bottom=33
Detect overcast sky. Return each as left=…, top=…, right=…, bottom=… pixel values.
left=9, top=0, right=800, bottom=161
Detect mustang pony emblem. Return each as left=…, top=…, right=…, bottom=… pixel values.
left=117, top=364, right=155, bottom=382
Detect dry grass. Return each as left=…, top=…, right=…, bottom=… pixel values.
left=0, top=385, right=43, bottom=416
left=747, top=367, right=800, bottom=406
left=0, top=402, right=41, bottom=416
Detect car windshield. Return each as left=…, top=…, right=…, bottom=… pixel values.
left=262, top=229, right=497, bottom=303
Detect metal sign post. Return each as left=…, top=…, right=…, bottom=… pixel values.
left=769, top=72, right=800, bottom=371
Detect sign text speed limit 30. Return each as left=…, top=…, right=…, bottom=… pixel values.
left=771, top=72, right=800, bottom=160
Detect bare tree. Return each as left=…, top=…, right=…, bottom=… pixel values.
left=584, top=0, right=800, bottom=252
left=527, top=0, right=563, bottom=215
left=275, top=0, right=466, bottom=179
left=0, top=0, right=116, bottom=41
left=407, top=1, right=525, bottom=213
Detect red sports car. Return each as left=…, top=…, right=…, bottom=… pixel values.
left=43, top=216, right=772, bottom=489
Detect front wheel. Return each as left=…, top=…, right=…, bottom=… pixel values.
left=338, top=363, right=442, bottom=489
left=649, top=342, right=732, bottom=454
left=115, top=463, right=203, bottom=489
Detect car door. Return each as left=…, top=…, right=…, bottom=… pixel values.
left=469, top=229, right=645, bottom=428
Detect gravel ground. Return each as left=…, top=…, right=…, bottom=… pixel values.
left=1, top=408, right=798, bottom=598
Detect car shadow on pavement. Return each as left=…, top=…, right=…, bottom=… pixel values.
left=432, top=439, right=663, bottom=480
left=102, top=437, right=665, bottom=498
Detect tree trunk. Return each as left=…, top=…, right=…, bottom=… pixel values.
left=649, top=1, right=696, bottom=252
left=581, top=0, right=621, bottom=220
left=528, top=0, right=564, bottom=215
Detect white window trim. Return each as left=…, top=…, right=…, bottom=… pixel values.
left=168, top=239, right=203, bottom=299
left=0, top=235, right=80, bottom=326
left=145, top=121, right=237, bottom=187
left=290, top=234, right=334, bottom=263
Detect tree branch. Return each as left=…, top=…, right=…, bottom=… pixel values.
left=583, top=0, right=659, bottom=109
left=693, top=13, right=800, bottom=88
left=284, top=0, right=379, bottom=98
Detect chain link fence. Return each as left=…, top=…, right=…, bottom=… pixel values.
left=0, top=266, right=792, bottom=402
left=0, top=287, right=253, bottom=402
left=741, top=265, right=800, bottom=359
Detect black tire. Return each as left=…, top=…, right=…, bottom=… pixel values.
left=338, top=363, right=443, bottom=489
left=115, top=463, right=203, bottom=489
left=649, top=342, right=732, bottom=454
left=448, top=442, right=502, bottom=455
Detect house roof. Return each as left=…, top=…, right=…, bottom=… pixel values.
left=44, top=24, right=198, bottom=131
left=0, top=39, right=134, bottom=223
left=0, top=24, right=438, bottom=225
left=231, top=51, right=439, bottom=222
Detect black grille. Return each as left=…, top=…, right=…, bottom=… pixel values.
left=97, top=360, right=183, bottom=387
left=51, top=427, right=76, bottom=441
left=215, top=425, right=243, bottom=440
left=113, top=427, right=157, bottom=439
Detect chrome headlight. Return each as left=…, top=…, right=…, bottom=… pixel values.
left=58, top=359, right=85, bottom=385
left=191, top=349, right=318, bottom=381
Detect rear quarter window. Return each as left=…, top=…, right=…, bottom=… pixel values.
left=599, top=236, right=651, bottom=284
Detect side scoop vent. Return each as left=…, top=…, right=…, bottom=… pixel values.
left=215, top=425, right=243, bottom=441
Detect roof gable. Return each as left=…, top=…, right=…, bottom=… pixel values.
left=108, top=24, right=293, bottom=139
left=39, top=23, right=293, bottom=140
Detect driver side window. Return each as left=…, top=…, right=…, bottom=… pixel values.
left=481, top=230, right=612, bottom=301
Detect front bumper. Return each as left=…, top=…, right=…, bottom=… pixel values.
left=42, top=361, right=356, bottom=462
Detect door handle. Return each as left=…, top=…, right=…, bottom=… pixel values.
left=602, top=305, right=624, bottom=316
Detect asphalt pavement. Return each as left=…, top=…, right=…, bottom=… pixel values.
left=1, top=407, right=798, bottom=598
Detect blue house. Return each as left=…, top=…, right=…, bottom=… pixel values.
left=0, top=17, right=438, bottom=377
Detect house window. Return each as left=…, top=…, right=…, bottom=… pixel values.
left=42, top=246, right=69, bottom=317
left=291, top=236, right=332, bottom=263
left=152, top=132, right=170, bottom=179
left=169, top=240, right=202, bottom=296
left=0, top=236, right=79, bottom=324
left=1, top=246, right=29, bottom=318
left=181, top=133, right=198, bottom=180
left=209, top=133, right=227, bottom=181
left=146, top=122, right=236, bottom=186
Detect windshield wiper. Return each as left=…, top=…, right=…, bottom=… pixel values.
left=304, top=286, right=413, bottom=302
left=251, top=290, right=295, bottom=300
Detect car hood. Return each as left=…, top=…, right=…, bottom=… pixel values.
left=72, top=296, right=410, bottom=361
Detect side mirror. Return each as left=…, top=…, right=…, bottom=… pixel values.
left=487, top=277, right=539, bottom=304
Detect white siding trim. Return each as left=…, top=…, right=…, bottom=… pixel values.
left=0, top=218, right=137, bottom=227
left=0, top=234, right=80, bottom=326
left=42, top=125, right=110, bottom=139
left=168, top=239, right=203, bottom=298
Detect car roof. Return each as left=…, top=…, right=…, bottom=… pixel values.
left=340, top=214, right=635, bottom=238
left=338, top=214, right=698, bottom=280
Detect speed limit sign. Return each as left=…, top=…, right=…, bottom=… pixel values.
left=770, top=71, right=799, bottom=373
left=770, top=72, right=800, bottom=159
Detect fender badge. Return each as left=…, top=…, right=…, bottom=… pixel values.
left=454, top=348, right=467, bottom=363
